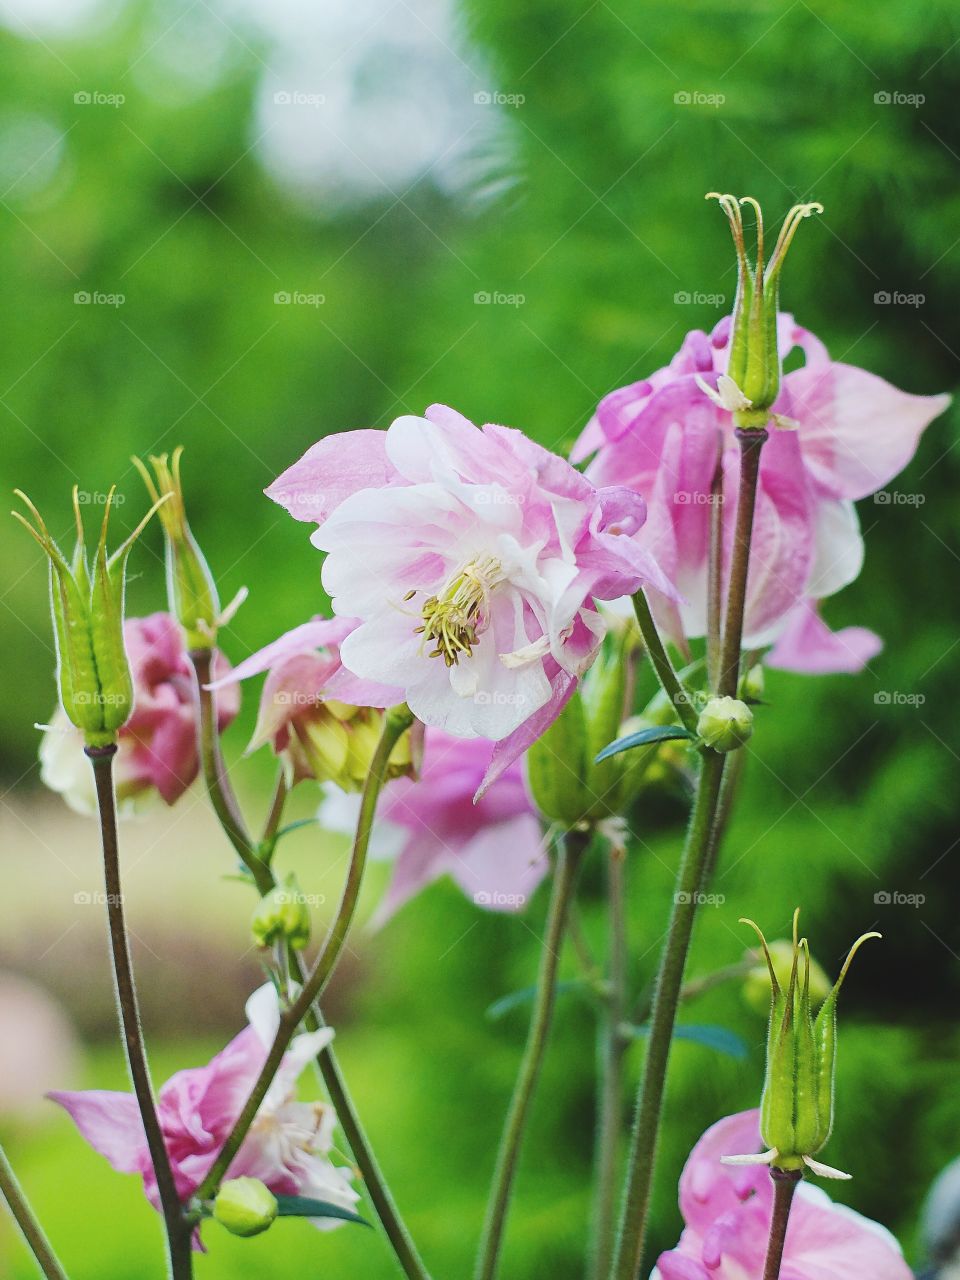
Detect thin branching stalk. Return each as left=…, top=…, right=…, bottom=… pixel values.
left=762, top=1170, right=801, bottom=1280
left=87, top=747, right=192, bottom=1278
left=474, top=829, right=589, bottom=1280
left=0, top=1145, right=69, bottom=1280
left=630, top=592, right=699, bottom=734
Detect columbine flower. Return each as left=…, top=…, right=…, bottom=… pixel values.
left=49, top=985, right=359, bottom=1236
left=266, top=405, right=674, bottom=752
left=318, top=727, right=547, bottom=920
left=208, top=615, right=415, bottom=790
left=39, top=613, right=238, bottom=817
left=573, top=315, right=949, bottom=671
left=654, top=1110, right=912, bottom=1280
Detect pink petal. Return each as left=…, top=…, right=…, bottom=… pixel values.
left=265, top=430, right=402, bottom=524
left=766, top=600, right=882, bottom=675
left=779, top=363, right=950, bottom=501
left=208, top=618, right=357, bottom=689
left=475, top=669, right=576, bottom=800
left=48, top=1090, right=148, bottom=1174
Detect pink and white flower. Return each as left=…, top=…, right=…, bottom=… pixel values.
left=49, top=985, right=359, bottom=1235
left=573, top=317, right=949, bottom=674
left=318, top=728, right=547, bottom=919
left=266, top=405, right=674, bottom=744
left=39, top=613, right=239, bottom=816
left=655, top=1109, right=912, bottom=1279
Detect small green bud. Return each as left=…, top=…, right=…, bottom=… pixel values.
left=732, top=912, right=880, bottom=1178
left=13, top=487, right=165, bottom=748
left=705, top=194, right=822, bottom=427
left=526, top=629, right=638, bottom=826
left=213, top=1178, right=278, bottom=1237
left=696, top=696, right=753, bottom=752
left=252, top=873, right=312, bottom=950
left=740, top=662, right=765, bottom=704
left=133, top=448, right=221, bottom=650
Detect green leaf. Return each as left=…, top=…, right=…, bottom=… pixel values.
left=623, top=1022, right=747, bottom=1060
left=486, top=979, right=593, bottom=1021
left=274, top=1196, right=370, bottom=1226
left=275, top=818, right=323, bottom=841
left=595, top=725, right=697, bottom=763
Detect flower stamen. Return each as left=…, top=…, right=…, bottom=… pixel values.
left=414, top=555, right=503, bottom=666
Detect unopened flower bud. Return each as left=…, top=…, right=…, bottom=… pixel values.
left=740, top=662, right=765, bottom=703
left=212, top=1177, right=278, bottom=1237
left=724, top=912, right=880, bottom=1179
left=13, top=487, right=165, bottom=748
left=252, top=873, right=311, bottom=950
left=697, top=696, right=753, bottom=752
left=291, top=702, right=415, bottom=793
left=133, top=448, right=221, bottom=650
left=701, top=194, right=822, bottom=428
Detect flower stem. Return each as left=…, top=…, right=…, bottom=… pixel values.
left=0, top=1144, right=68, bottom=1280
left=193, top=706, right=413, bottom=1206
left=630, top=593, right=699, bottom=734
left=474, top=829, right=588, bottom=1280
left=589, top=845, right=628, bottom=1280
left=706, top=434, right=725, bottom=692
left=189, top=670, right=430, bottom=1280
left=87, top=747, right=193, bottom=1279
left=762, top=1169, right=801, bottom=1280
left=718, top=428, right=768, bottom=699
left=608, top=747, right=726, bottom=1280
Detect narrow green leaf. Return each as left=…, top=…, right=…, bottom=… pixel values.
left=622, top=1022, right=747, bottom=1060
left=486, top=979, right=591, bottom=1022
left=274, top=1195, right=370, bottom=1226
left=595, top=725, right=696, bottom=764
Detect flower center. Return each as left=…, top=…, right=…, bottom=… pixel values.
left=413, top=555, right=503, bottom=666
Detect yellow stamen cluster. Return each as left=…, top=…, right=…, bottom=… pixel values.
left=413, top=556, right=503, bottom=666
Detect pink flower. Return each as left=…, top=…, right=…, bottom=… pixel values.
left=574, top=317, right=950, bottom=673
left=318, top=727, right=547, bottom=919
left=49, top=986, right=359, bottom=1237
left=39, top=613, right=239, bottom=816
left=266, top=405, right=674, bottom=747
left=208, top=616, right=409, bottom=789
left=655, top=1110, right=911, bottom=1280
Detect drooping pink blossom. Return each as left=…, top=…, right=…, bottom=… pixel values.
left=208, top=616, right=406, bottom=787
left=573, top=317, right=949, bottom=673
left=266, top=405, right=674, bottom=751
left=319, top=727, right=547, bottom=919
left=654, top=1110, right=912, bottom=1280
left=49, top=985, right=358, bottom=1237
left=39, top=613, right=239, bottom=816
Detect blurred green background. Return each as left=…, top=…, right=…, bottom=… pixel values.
left=1, top=0, right=959, bottom=1275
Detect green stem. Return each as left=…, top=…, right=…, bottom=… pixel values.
left=718, top=429, right=768, bottom=699
left=193, top=706, right=413, bottom=1206
left=0, top=1144, right=68, bottom=1280
left=589, top=846, right=628, bottom=1280
left=762, top=1169, right=801, bottom=1280
left=87, top=748, right=193, bottom=1279
left=260, top=770, right=288, bottom=860
left=706, top=434, right=725, bottom=692
left=474, top=830, right=588, bottom=1280
left=609, top=748, right=726, bottom=1280
left=189, top=670, right=430, bottom=1280
left=630, top=592, right=699, bottom=734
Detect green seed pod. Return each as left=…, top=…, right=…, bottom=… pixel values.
left=133, top=448, right=221, bottom=651
left=14, top=487, right=165, bottom=748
